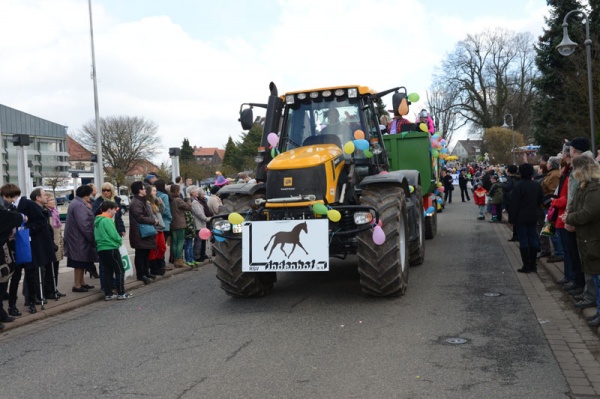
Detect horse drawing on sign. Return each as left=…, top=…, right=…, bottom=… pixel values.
left=264, top=221, right=309, bottom=259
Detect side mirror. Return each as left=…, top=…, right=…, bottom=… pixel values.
left=240, top=108, right=254, bottom=130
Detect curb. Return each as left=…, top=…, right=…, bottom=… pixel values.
left=1, top=266, right=191, bottom=333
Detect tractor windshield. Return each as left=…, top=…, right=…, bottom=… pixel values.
left=283, top=97, right=364, bottom=153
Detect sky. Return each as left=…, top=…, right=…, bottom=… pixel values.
left=0, top=0, right=551, bottom=164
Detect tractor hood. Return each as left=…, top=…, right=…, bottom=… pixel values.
left=268, top=144, right=343, bottom=170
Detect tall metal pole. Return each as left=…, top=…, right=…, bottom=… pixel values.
left=88, top=0, right=103, bottom=186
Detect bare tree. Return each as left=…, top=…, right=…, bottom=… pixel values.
left=432, top=29, right=538, bottom=140
left=42, top=170, right=71, bottom=198
left=427, top=83, right=466, bottom=144
left=76, top=116, right=161, bottom=188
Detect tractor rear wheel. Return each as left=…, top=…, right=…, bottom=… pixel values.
left=357, top=185, right=410, bottom=297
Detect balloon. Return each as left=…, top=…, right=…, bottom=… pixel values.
left=438, top=186, right=445, bottom=193
left=327, top=209, right=341, bottom=222
left=267, top=132, right=279, bottom=147
left=353, top=130, right=365, bottom=140
left=419, top=123, right=428, bottom=132
left=354, top=139, right=369, bottom=151
left=377, top=220, right=383, bottom=228
left=407, top=93, right=420, bottom=102
left=426, top=206, right=435, bottom=214
left=364, top=149, right=373, bottom=158
left=434, top=189, right=439, bottom=195
left=199, top=228, right=211, bottom=240
left=312, top=203, right=328, bottom=215
left=437, top=182, right=443, bottom=187
left=432, top=149, right=439, bottom=158
left=343, top=141, right=355, bottom=154
left=271, top=148, right=276, bottom=158
left=228, top=212, right=244, bottom=225
left=432, top=134, right=440, bottom=139
left=437, top=198, right=443, bottom=204
left=441, top=148, right=448, bottom=154
left=409, top=185, right=414, bottom=193
left=214, top=229, right=226, bottom=242
left=439, top=154, right=448, bottom=159
left=372, top=225, right=386, bottom=245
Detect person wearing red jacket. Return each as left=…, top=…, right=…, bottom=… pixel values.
left=551, top=146, right=584, bottom=293
left=473, top=182, right=488, bottom=220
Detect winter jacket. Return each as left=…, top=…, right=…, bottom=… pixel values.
left=551, top=165, right=570, bottom=229
left=508, top=178, right=543, bottom=224
left=458, top=173, right=469, bottom=189
left=474, top=187, right=488, bottom=206
left=191, top=198, right=209, bottom=230
left=542, top=168, right=560, bottom=197
left=94, top=214, right=122, bottom=252
left=565, top=179, right=600, bottom=274
left=128, top=195, right=157, bottom=250
left=156, top=190, right=172, bottom=231
left=488, top=182, right=503, bottom=205
left=64, top=196, right=98, bottom=263
left=170, top=197, right=193, bottom=230
left=502, top=174, right=520, bottom=207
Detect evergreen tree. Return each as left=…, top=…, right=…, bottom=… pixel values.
left=222, top=136, right=239, bottom=171
left=180, top=138, right=195, bottom=161
left=532, top=0, right=590, bottom=155
left=179, top=137, right=200, bottom=181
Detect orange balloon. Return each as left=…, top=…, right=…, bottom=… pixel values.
left=353, top=130, right=365, bottom=140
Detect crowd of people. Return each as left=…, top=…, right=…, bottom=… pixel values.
left=0, top=170, right=242, bottom=330
left=443, top=137, right=600, bottom=327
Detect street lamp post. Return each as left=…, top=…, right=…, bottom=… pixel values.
left=556, top=9, right=596, bottom=153
left=501, top=114, right=515, bottom=164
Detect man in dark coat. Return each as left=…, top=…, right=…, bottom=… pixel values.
left=16, top=188, right=56, bottom=313
left=509, top=163, right=544, bottom=273
left=458, top=169, right=471, bottom=202
left=502, top=165, right=520, bottom=241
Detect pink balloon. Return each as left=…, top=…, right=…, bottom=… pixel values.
left=372, top=225, right=386, bottom=245
left=199, top=228, right=212, bottom=240
left=267, top=132, right=279, bottom=147
left=377, top=220, right=383, bottom=228
left=438, top=186, right=445, bottom=193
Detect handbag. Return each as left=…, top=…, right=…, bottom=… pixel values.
left=138, top=223, right=157, bottom=238
left=15, top=221, right=32, bottom=265
left=0, top=242, right=16, bottom=283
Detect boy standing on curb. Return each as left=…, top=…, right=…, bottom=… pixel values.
left=488, top=175, right=504, bottom=222
left=94, top=201, right=133, bottom=301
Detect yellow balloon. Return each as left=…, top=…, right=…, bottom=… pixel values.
left=437, top=182, right=443, bottom=187
left=228, top=212, right=244, bottom=225
left=409, top=185, right=415, bottom=193
left=419, top=123, right=428, bottom=132
left=353, top=130, right=365, bottom=140
left=327, top=209, right=341, bottom=222
left=343, top=141, right=355, bottom=154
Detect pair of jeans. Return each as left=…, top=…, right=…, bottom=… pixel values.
left=516, top=222, right=540, bottom=251
left=184, top=238, right=194, bottom=263
left=557, top=228, right=576, bottom=282
left=98, top=249, right=125, bottom=296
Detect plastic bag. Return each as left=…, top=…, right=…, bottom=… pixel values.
left=118, top=244, right=134, bottom=279
left=540, top=220, right=556, bottom=237
left=15, top=222, right=32, bottom=265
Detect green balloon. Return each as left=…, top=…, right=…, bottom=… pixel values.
left=312, top=203, right=328, bottom=215
left=364, top=149, right=373, bottom=158
left=407, top=93, right=420, bottom=102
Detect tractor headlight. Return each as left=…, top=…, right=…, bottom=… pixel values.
left=322, top=90, right=332, bottom=97
left=334, top=89, right=345, bottom=96
left=348, top=88, right=358, bottom=98
left=213, top=220, right=231, bottom=232
left=297, top=93, right=307, bottom=100
left=309, top=91, right=319, bottom=99
left=353, top=212, right=373, bottom=225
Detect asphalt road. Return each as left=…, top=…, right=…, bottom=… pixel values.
left=0, top=201, right=570, bottom=399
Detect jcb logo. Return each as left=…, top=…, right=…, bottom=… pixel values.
left=284, top=177, right=293, bottom=187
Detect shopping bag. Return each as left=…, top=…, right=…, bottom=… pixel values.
left=540, top=220, right=556, bottom=237
left=15, top=222, right=32, bottom=265
left=118, top=244, right=134, bottom=279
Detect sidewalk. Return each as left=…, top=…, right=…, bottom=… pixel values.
left=0, top=250, right=194, bottom=332
left=494, top=221, right=600, bottom=397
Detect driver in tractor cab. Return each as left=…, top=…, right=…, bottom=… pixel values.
left=320, top=108, right=352, bottom=141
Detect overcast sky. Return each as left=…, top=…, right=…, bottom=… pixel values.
left=0, top=0, right=550, bottom=164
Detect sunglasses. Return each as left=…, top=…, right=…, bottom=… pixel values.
left=102, top=189, right=112, bottom=192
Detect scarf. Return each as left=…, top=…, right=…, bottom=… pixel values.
left=50, top=207, right=61, bottom=228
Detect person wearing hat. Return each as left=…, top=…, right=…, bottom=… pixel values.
left=415, top=109, right=435, bottom=133
left=144, top=173, right=158, bottom=186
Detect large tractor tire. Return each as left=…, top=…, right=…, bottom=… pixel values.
left=409, top=186, right=425, bottom=266
left=424, top=207, right=437, bottom=239
left=213, top=194, right=275, bottom=298
left=357, top=185, right=410, bottom=297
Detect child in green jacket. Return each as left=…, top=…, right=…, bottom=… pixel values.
left=94, top=201, right=133, bottom=301
left=488, top=175, right=504, bottom=222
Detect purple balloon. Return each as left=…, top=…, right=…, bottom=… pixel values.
left=267, top=132, right=279, bottom=147
left=372, top=225, right=386, bottom=245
